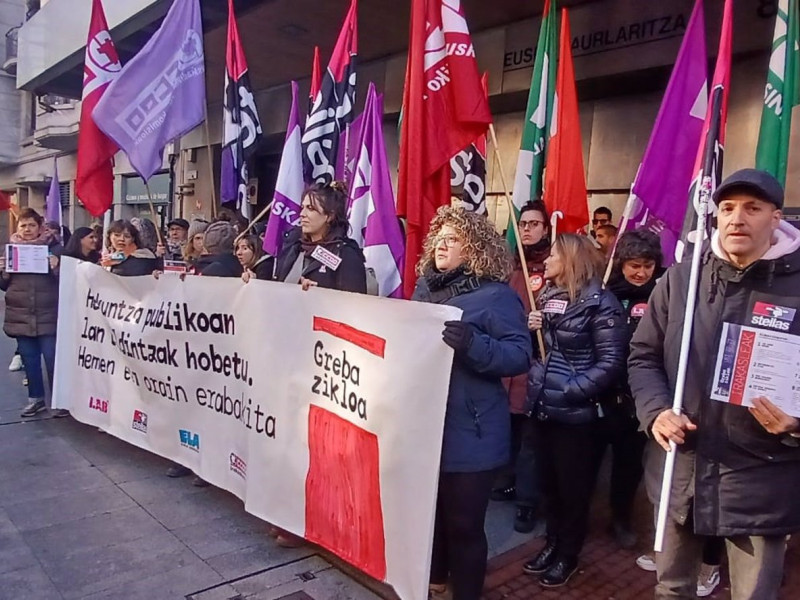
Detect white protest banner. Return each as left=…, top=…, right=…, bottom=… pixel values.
left=5, top=244, right=50, bottom=273
left=54, top=258, right=460, bottom=600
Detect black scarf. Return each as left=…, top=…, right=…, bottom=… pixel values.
left=606, top=272, right=658, bottom=305
left=521, top=238, right=550, bottom=263
left=425, top=265, right=470, bottom=291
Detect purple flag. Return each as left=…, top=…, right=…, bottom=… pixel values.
left=92, top=0, right=206, bottom=182
left=348, top=83, right=405, bottom=298
left=263, top=82, right=304, bottom=256
left=625, top=0, right=707, bottom=265
left=46, top=158, right=62, bottom=226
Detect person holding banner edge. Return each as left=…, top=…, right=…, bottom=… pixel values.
left=412, top=206, right=532, bottom=600
left=628, top=169, right=800, bottom=599
left=0, top=208, right=65, bottom=418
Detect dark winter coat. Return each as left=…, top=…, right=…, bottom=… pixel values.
left=413, top=270, right=532, bottom=473
left=629, top=224, right=800, bottom=537
left=275, top=227, right=367, bottom=294
left=110, top=249, right=159, bottom=277
left=251, top=255, right=275, bottom=280
left=195, top=252, right=243, bottom=278
left=1, top=244, right=62, bottom=338
left=504, top=242, right=550, bottom=414
left=528, top=278, right=627, bottom=425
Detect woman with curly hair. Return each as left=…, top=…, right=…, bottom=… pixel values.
left=522, top=234, right=627, bottom=588
left=413, top=206, right=532, bottom=600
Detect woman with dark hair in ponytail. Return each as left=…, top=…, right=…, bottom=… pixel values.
left=274, top=182, right=367, bottom=293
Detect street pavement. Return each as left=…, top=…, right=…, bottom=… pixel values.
left=0, top=295, right=534, bottom=600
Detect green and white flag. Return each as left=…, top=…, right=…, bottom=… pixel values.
left=510, top=0, right=558, bottom=234
left=756, top=0, right=799, bottom=186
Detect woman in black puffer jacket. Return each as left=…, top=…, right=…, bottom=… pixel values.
left=522, top=233, right=627, bottom=588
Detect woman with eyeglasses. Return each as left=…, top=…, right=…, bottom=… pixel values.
left=102, top=220, right=159, bottom=276
left=522, top=233, right=627, bottom=588
left=413, top=206, right=532, bottom=600
left=495, top=200, right=551, bottom=533
left=274, top=182, right=367, bottom=293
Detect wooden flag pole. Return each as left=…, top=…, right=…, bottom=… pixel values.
left=203, top=104, right=218, bottom=219
left=144, top=183, right=164, bottom=246
left=234, top=200, right=273, bottom=246
left=488, top=123, right=547, bottom=360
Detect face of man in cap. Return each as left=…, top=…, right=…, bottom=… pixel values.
left=717, top=192, right=781, bottom=268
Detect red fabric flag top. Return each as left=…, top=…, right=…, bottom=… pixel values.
left=398, top=0, right=492, bottom=297
left=76, top=0, right=121, bottom=218
left=0, top=190, right=11, bottom=211
left=543, top=9, right=588, bottom=236
left=310, top=45, right=322, bottom=113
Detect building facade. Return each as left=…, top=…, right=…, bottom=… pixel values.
left=5, top=0, right=799, bottom=236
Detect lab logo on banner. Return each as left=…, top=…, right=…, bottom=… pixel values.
left=89, top=396, right=108, bottom=413
left=132, top=410, right=148, bottom=433
left=179, top=429, right=200, bottom=452
left=229, top=453, right=247, bottom=479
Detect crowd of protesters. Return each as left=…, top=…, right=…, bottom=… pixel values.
left=2, top=169, right=799, bottom=600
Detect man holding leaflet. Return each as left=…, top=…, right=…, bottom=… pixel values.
left=628, top=169, right=800, bottom=600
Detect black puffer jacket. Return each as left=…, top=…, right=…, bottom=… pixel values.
left=195, top=252, right=243, bottom=278
left=275, top=227, right=367, bottom=293
left=110, top=249, right=159, bottom=277
left=528, top=278, right=627, bottom=424
left=1, top=244, right=62, bottom=338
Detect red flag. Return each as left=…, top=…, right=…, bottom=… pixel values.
left=0, top=190, right=10, bottom=211
left=543, top=9, right=588, bottom=236
left=310, top=45, right=321, bottom=114
left=76, top=0, right=121, bottom=217
left=398, top=0, right=492, bottom=297
left=677, top=0, right=732, bottom=258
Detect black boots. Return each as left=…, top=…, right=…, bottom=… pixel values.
left=522, top=541, right=557, bottom=574
left=539, top=557, right=578, bottom=588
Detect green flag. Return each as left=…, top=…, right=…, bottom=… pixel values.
left=756, top=0, right=799, bottom=186
left=509, top=0, right=558, bottom=244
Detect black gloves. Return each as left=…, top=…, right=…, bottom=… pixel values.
left=442, top=320, right=474, bottom=353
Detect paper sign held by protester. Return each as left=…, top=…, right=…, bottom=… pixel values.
left=5, top=244, right=49, bottom=274
left=53, top=258, right=460, bottom=600
left=710, top=321, right=800, bottom=417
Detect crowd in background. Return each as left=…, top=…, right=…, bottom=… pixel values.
left=2, top=169, right=799, bottom=600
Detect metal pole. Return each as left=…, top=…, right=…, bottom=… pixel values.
left=653, top=174, right=710, bottom=552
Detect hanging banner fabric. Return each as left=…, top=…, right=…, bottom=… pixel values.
left=53, top=258, right=459, bottom=600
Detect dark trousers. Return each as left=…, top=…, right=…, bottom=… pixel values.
left=494, top=415, right=539, bottom=508
left=17, top=335, right=56, bottom=400
left=536, top=420, right=601, bottom=561
left=595, top=408, right=647, bottom=523
left=430, top=469, right=496, bottom=600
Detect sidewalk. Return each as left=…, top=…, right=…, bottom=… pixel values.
left=482, top=465, right=800, bottom=600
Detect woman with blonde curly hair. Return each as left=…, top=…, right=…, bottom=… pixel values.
left=412, top=206, right=532, bottom=600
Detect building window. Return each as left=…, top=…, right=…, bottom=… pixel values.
left=58, top=181, right=70, bottom=207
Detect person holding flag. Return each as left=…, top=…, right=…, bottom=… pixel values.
left=629, top=169, right=800, bottom=600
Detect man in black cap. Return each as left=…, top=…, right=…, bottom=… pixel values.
left=165, top=217, right=190, bottom=262
left=628, top=168, right=800, bottom=599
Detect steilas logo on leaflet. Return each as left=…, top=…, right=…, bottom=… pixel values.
left=751, top=302, right=795, bottom=331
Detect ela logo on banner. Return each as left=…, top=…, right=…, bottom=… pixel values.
left=751, top=302, right=795, bottom=331
left=179, top=429, right=200, bottom=451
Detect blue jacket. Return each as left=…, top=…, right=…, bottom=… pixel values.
left=413, top=271, right=532, bottom=473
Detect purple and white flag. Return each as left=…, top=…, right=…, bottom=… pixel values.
left=46, top=157, right=62, bottom=226
left=623, top=0, right=707, bottom=265
left=92, top=0, right=206, bottom=182
left=263, top=82, right=304, bottom=257
left=348, top=83, right=404, bottom=298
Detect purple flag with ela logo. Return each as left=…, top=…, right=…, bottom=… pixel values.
left=347, top=83, right=404, bottom=297
left=263, top=82, right=305, bottom=257
left=92, top=0, right=206, bottom=182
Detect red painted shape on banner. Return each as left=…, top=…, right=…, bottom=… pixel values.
left=729, top=330, right=756, bottom=406
left=305, top=405, right=386, bottom=581
left=312, top=316, right=386, bottom=358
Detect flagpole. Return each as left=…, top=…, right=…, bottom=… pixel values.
left=234, top=200, right=273, bottom=246
left=549, top=212, right=561, bottom=244
left=653, top=173, right=710, bottom=552
left=602, top=184, right=637, bottom=285
left=144, top=182, right=164, bottom=246
left=203, top=104, right=218, bottom=219
left=488, top=124, right=547, bottom=359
